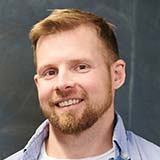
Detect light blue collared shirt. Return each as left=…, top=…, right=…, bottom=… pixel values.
left=5, top=112, right=160, bottom=160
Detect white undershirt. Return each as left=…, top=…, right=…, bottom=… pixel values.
left=39, top=142, right=115, bottom=160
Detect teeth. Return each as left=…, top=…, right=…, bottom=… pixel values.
left=58, top=99, right=80, bottom=107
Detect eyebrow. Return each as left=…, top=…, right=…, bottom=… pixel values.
left=37, top=58, right=94, bottom=73
left=67, top=58, right=93, bottom=65
left=37, top=64, right=55, bottom=74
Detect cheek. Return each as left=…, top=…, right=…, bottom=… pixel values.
left=37, top=82, right=53, bottom=103
left=77, top=73, right=110, bottom=97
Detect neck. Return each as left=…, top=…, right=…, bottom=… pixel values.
left=45, top=108, right=114, bottom=159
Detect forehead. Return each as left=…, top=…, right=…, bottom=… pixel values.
left=36, top=25, right=108, bottom=68
left=37, top=25, right=104, bottom=48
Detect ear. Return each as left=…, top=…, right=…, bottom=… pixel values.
left=34, top=74, right=39, bottom=88
left=111, top=59, right=126, bottom=90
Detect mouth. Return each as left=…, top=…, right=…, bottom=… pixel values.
left=55, top=99, right=83, bottom=108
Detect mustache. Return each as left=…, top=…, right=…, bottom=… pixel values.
left=48, top=87, right=88, bottom=105
left=55, top=89, right=75, bottom=97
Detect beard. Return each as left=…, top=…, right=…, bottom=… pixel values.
left=41, top=82, right=113, bottom=135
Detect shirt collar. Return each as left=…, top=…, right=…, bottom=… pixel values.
left=113, top=112, right=130, bottom=160
left=23, top=119, right=49, bottom=160
left=22, top=112, right=130, bottom=160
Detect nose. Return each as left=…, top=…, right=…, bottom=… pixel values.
left=54, top=69, right=75, bottom=92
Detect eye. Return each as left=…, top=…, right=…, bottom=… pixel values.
left=40, top=68, right=58, bottom=80
left=75, top=64, right=90, bottom=73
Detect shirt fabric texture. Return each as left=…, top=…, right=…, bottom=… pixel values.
left=39, top=141, right=115, bottom=160
left=5, top=112, right=160, bottom=160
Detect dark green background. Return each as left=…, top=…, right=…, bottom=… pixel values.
left=0, top=0, right=160, bottom=159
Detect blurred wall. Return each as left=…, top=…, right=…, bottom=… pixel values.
left=0, top=0, right=160, bottom=158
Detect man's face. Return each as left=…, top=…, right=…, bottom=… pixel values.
left=34, top=25, right=115, bottom=134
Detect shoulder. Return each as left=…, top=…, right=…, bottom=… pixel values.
left=126, top=131, right=160, bottom=159
left=4, top=150, right=23, bottom=160
left=4, top=120, right=49, bottom=160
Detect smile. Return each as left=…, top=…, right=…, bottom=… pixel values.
left=58, top=99, right=82, bottom=107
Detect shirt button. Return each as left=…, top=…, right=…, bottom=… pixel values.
left=121, top=153, right=129, bottom=159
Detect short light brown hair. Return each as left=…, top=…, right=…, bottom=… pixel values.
left=29, top=9, right=119, bottom=66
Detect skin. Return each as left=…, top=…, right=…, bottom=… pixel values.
left=34, top=25, right=126, bottom=158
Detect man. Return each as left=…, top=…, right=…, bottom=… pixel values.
left=6, top=9, right=160, bottom=160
